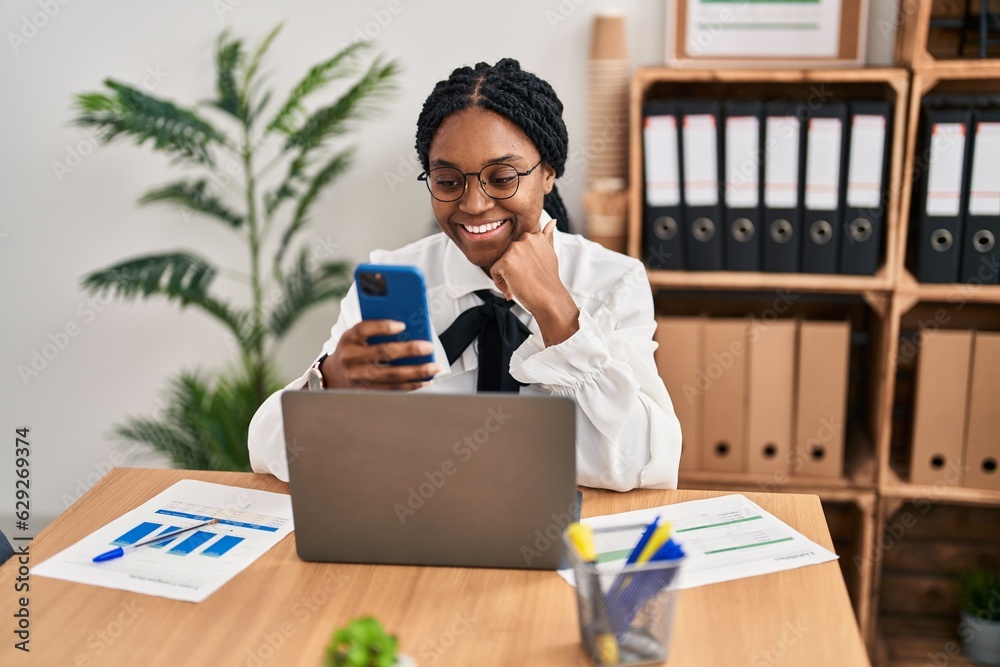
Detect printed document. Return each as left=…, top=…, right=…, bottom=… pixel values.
left=33, top=480, right=293, bottom=602
left=560, top=494, right=838, bottom=589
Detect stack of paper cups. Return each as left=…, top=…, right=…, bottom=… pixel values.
left=585, top=178, right=628, bottom=255
left=588, top=11, right=629, bottom=185
left=586, top=12, right=629, bottom=254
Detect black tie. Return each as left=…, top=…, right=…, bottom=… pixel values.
left=439, top=289, right=531, bottom=392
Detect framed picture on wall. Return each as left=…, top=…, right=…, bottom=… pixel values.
left=665, top=0, right=869, bottom=68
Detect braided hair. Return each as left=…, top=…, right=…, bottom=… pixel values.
left=415, top=58, right=571, bottom=233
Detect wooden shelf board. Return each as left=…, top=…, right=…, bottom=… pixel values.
left=879, top=480, right=1000, bottom=506
left=680, top=477, right=875, bottom=505
left=880, top=463, right=1000, bottom=506
left=646, top=267, right=894, bottom=294
left=634, top=66, right=909, bottom=85
left=912, top=59, right=1000, bottom=78
left=896, top=269, right=1000, bottom=305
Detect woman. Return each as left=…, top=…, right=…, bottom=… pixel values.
left=248, top=59, right=681, bottom=491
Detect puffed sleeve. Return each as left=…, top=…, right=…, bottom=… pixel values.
left=508, top=262, right=682, bottom=491
left=247, top=284, right=364, bottom=480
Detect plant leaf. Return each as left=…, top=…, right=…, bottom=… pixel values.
left=212, top=31, right=244, bottom=120
left=115, top=364, right=282, bottom=471
left=268, top=252, right=352, bottom=338
left=139, top=180, right=244, bottom=228
left=242, top=23, right=283, bottom=105
left=73, top=79, right=228, bottom=165
left=81, top=252, right=250, bottom=349
left=264, top=53, right=397, bottom=218
left=247, top=89, right=272, bottom=127
left=275, top=148, right=353, bottom=269
left=284, top=56, right=399, bottom=152
left=267, top=40, right=371, bottom=136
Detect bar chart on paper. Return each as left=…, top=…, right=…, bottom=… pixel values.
left=111, top=521, right=244, bottom=556
left=32, top=480, right=294, bottom=602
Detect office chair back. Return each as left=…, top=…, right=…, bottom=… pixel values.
left=0, top=530, right=14, bottom=566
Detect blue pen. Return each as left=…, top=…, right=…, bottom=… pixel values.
left=610, top=538, right=686, bottom=636
left=649, top=537, right=685, bottom=563
left=92, top=519, right=219, bottom=562
left=624, top=516, right=660, bottom=566
left=606, top=516, right=661, bottom=602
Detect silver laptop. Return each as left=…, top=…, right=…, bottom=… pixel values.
left=281, top=391, right=578, bottom=569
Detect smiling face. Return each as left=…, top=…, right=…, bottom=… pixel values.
left=427, top=106, right=556, bottom=270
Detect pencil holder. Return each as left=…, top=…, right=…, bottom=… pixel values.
left=565, top=525, right=684, bottom=666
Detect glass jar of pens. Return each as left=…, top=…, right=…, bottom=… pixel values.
left=565, top=519, right=685, bottom=666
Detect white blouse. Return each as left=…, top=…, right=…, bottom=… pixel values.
left=247, top=212, right=682, bottom=491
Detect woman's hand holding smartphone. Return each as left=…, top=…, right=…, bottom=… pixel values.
left=320, top=265, right=440, bottom=391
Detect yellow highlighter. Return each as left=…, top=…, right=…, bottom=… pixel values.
left=566, top=523, right=619, bottom=665
left=567, top=522, right=596, bottom=562
left=635, top=523, right=673, bottom=565
left=613, top=522, right=674, bottom=601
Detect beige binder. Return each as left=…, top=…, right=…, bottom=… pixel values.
left=654, top=317, right=704, bottom=471
left=794, top=320, right=851, bottom=478
left=746, top=320, right=797, bottom=475
left=701, top=319, right=747, bottom=473
left=910, top=330, right=973, bottom=486
left=963, top=331, right=1000, bottom=490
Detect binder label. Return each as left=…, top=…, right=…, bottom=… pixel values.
left=846, top=115, right=887, bottom=209
left=643, top=116, right=681, bottom=207
left=969, top=122, right=1000, bottom=216
left=805, top=118, right=842, bottom=211
left=725, top=116, right=760, bottom=208
left=926, top=122, right=967, bottom=217
left=764, top=116, right=800, bottom=209
left=682, top=114, right=719, bottom=206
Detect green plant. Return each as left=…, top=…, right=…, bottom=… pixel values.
left=73, top=25, right=399, bottom=470
left=958, top=566, right=1000, bottom=622
left=324, top=616, right=399, bottom=667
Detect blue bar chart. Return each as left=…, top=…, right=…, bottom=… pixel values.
left=112, top=522, right=161, bottom=546
left=201, top=536, right=244, bottom=558
left=109, top=522, right=246, bottom=558
left=167, top=531, right=217, bottom=556
left=148, top=525, right=182, bottom=549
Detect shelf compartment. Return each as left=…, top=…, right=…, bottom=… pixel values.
left=627, top=67, right=909, bottom=286
left=870, top=499, right=1000, bottom=666
left=896, top=65, right=1000, bottom=293
left=882, top=298, right=1000, bottom=494
left=660, top=291, right=886, bottom=491
left=896, top=0, right=1000, bottom=67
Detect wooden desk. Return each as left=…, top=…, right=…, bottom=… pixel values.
left=2, top=468, right=869, bottom=666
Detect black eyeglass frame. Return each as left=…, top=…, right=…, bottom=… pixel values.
left=417, top=159, right=544, bottom=202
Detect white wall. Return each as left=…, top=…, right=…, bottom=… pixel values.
left=0, top=0, right=896, bottom=537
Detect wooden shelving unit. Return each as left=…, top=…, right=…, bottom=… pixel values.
left=626, top=55, right=1000, bottom=666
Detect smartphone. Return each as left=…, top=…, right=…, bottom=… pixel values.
left=354, top=263, right=434, bottom=366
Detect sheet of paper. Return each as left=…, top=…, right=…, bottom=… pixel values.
left=32, top=479, right=293, bottom=603
left=685, top=0, right=842, bottom=58
left=560, top=494, right=837, bottom=590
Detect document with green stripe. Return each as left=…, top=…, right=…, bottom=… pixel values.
left=559, top=494, right=837, bottom=590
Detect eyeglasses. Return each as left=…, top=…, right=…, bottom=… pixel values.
left=417, top=159, right=543, bottom=202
